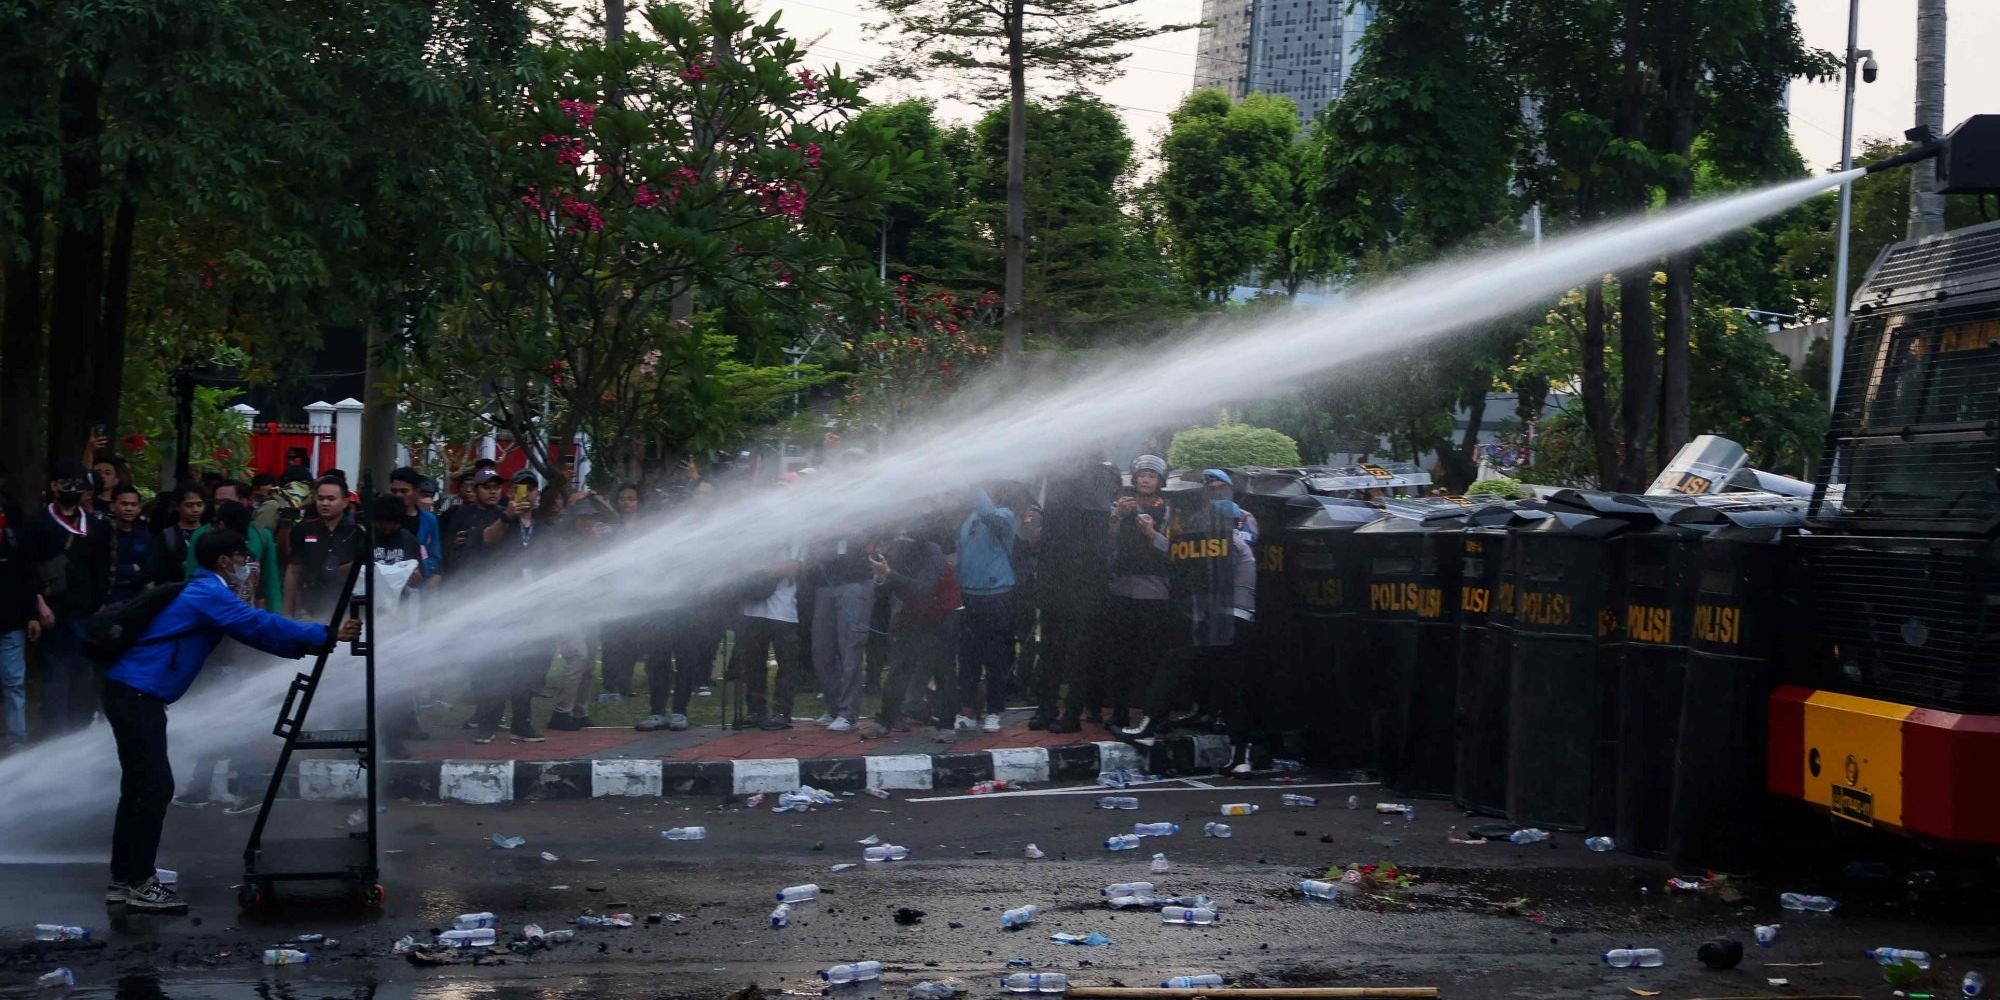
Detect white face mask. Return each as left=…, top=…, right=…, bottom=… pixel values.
left=230, top=562, right=253, bottom=585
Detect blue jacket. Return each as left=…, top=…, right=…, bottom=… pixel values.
left=956, top=487, right=1017, bottom=596
left=105, top=570, right=330, bottom=703
left=412, top=509, right=443, bottom=579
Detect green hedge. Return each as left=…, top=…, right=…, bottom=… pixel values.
left=1167, top=422, right=1302, bottom=470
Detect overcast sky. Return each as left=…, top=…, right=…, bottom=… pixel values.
left=761, top=0, right=1997, bottom=173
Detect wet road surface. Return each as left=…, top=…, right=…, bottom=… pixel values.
left=4, top=778, right=1996, bottom=999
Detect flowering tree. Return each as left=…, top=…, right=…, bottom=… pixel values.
left=412, top=0, right=913, bottom=491
left=837, top=275, right=1002, bottom=432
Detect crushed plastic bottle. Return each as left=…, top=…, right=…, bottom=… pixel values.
left=1602, top=948, right=1665, bottom=968
left=864, top=845, right=910, bottom=862
left=1584, top=836, right=1615, bottom=852
left=745, top=792, right=766, bottom=808
left=776, top=883, right=821, bottom=903
left=1219, top=803, right=1259, bottom=816
left=1281, top=794, right=1319, bottom=807
left=1272, top=759, right=1303, bottom=772
left=770, top=903, right=791, bottom=929
left=1105, top=834, right=1142, bottom=851
left=999, top=973, right=1069, bottom=993
left=661, top=827, right=707, bottom=841
left=32, top=925, right=89, bottom=943
left=1163, top=975, right=1225, bottom=989
left=540, top=851, right=560, bottom=862
left=1346, top=795, right=1360, bottom=809
left=908, top=982, right=963, bottom=999
left=1023, top=844, right=1045, bottom=859
left=542, top=929, right=576, bottom=943
left=1048, top=932, right=1115, bottom=946
left=1405, top=805, right=1417, bottom=823
left=831, top=863, right=858, bottom=873
left=1162, top=906, right=1220, bottom=925
left=1202, top=822, right=1232, bottom=838
left=436, top=928, right=496, bottom=948
left=263, top=949, right=312, bottom=966
left=865, top=787, right=892, bottom=800
left=454, top=912, right=500, bottom=930
left=1507, top=828, right=1551, bottom=844
left=1151, top=853, right=1171, bottom=874
left=1779, top=892, right=1839, bottom=912
left=1096, top=796, right=1140, bottom=810
left=575, top=913, right=634, bottom=928
left=521, top=924, right=546, bottom=940
left=1964, top=971, right=1987, bottom=998
left=1103, top=881, right=1155, bottom=897
left=1299, top=879, right=1349, bottom=901
left=1866, top=948, right=1932, bottom=970
left=1097, top=769, right=1163, bottom=788
left=490, top=834, right=525, bottom=849
left=1755, top=924, right=1780, bottom=947
left=968, top=779, right=1012, bottom=795
left=821, top=961, right=883, bottom=984
left=1106, top=895, right=1157, bottom=910
left=35, top=969, right=75, bottom=989
left=293, top=934, right=325, bottom=946
left=773, top=792, right=816, bottom=813
left=999, top=905, right=1040, bottom=929
left=1375, top=802, right=1410, bottom=814
left=1134, top=822, right=1180, bottom=837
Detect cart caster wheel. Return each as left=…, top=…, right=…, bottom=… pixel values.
left=237, top=886, right=264, bottom=910
left=363, top=883, right=386, bottom=908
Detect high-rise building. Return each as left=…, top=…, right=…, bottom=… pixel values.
left=1192, top=0, right=1376, bottom=128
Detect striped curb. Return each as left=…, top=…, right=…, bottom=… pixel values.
left=278, top=735, right=1213, bottom=804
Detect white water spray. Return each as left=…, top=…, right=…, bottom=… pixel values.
left=0, top=170, right=1860, bottom=858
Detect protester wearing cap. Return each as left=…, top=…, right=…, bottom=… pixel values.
left=442, top=469, right=506, bottom=579
left=468, top=468, right=550, bottom=744
left=1085, top=454, right=1174, bottom=732
left=388, top=467, right=444, bottom=588
left=21, top=459, right=114, bottom=735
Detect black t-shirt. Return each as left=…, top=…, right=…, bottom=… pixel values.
left=443, top=503, right=502, bottom=578
left=290, top=518, right=364, bottom=614
left=373, top=529, right=424, bottom=571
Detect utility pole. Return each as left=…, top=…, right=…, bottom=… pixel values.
left=1827, top=0, right=1873, bottom=418
left=1909, top=0, right=1947, bottom=238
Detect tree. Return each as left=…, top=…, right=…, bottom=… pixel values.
left=1167, top=417, right=1302, bottom=470
left=865, top=0, right=1193, bottom=360
left=1156, top=89, right=1297, bottom=302
left=1909, top=0, right=1947, bottom=238
left=847, top=99, right=956, bottom=279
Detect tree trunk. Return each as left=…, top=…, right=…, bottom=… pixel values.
left=1581, top=281, right=1618, bottom=489
left=1659, top=6, right=1696, bottom=463
left=1001, top=0, right=1028, bottom=362
left=46, top=63, right=106, bottom=471
left=1435, top=390, right=1486, bottom=492
left=605, top=0, right=624, bottom=41
left=360, top=316, right=401, bottom=495
left=1612, top=0, right=1656, bottom=491
left=1, top=185, right=45, bottom=495
left=92, top=194, right=137, bottom=448
left=1908, top=0, right=1946, bottom=239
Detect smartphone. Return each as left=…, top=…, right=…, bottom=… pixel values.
left=512, top=484, right=530, bottom=503
left=91, top=421, right=107, bottom=440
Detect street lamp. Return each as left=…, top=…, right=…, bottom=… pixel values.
left=1828, top=0, right=1875, bottom=417
left=1734, top=307, right=1801, bottom=335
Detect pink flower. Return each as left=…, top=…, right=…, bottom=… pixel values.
left=804, top=142, right=822, bottom=169
left=521, top=187, right=543, bottom=212
left=559, top=196, right=604, bottom=233
left=558, top=98, right=598, bottom=127
left=633, top=185, right=662, bottom=209
left=795, top=69, right=820, bottom=93
left=680, top=64, right=706, bottom=83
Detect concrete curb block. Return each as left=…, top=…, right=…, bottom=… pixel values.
left=288, top=736, right=1212, bottom=803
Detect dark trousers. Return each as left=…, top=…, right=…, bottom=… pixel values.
left=1038, top=606, right=1096, bottom=719
left=956, top=591, right=1014, bottom=715
left=878, top=624, right=951, bottom=728
left=1082, top=596, right=1174, bottom=721
left=41, top=617, right=96, bottom=735
left=649, top=623, right=721, bottom=716
left=1142, top=621, right=1258, bottom=735
left=104, top=681, right=173, bottom=886
left=735, top=615, right=806, bottom=719
left=1214, top=621, right=1266, bottom=743
left=472, top=652, right=547, bottom=734
left=600, top=619, right=645, bottom=696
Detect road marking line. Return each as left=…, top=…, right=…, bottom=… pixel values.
left=905, top=780, right=1377, bottom=803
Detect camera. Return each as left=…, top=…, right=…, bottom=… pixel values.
left=1860, top=53, right=1878, bottom=84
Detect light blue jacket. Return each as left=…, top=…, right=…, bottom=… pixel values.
left=105, top=570, right=329, bottom=703
left=956, top=487, right=1017, bottom=596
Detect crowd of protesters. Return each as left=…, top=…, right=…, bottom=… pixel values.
left=0, top=436, right=1277, bottom=779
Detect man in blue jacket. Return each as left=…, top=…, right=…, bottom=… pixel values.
left=103, top=529, right=357, bottom=913
left=954, top=485, right=1017, bottom=734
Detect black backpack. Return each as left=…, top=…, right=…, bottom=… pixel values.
left=82, top=582, right=188, bottom=665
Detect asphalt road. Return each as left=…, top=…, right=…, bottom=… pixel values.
left=3, top=778, right=1995, bottom=1000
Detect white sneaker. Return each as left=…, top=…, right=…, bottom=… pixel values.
left=953, top=714, right=978, bottom=731
left=827, top=717, right=854, bottom=733
left=812, top=713, right=836, bottom=727
left=695, top=686, right=713, bottom=698
left=123, top=876, right=189, bottom=913
left=981, top=713, right=1002, bottom=733
left=1121, top=715, right=1153, bottom=736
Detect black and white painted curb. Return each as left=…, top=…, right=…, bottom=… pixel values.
left=282, top=735, right=1232, bottom=805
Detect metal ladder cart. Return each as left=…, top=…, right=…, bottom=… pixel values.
left=238, top=551, right=383, bottom=909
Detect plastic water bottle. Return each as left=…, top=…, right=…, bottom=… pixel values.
left=1202, top=822, right=1232, bottom=838
left=575, top=913, right=633, bottom=928
left=776, top=883, right=821, bottom=903
left=1602, top=948, right=1665, bottom=968
left=263, top=949, right=312, bottom=965
left=1162, top=906, right=1220, bottom=925
left=999, top=973, right=1069, bottom=993
left=1584, top=836, right=1616, bottom=852
left=1754, top=924, right=1779, bottom=947
left=1151, top=852, right=1171, bottom=874
left=1105, top=834, right=1142, bottom=851
left=1272, top=759, right=1303, bottom=772
left=1163, top=975, right=1225, bottom=989
left=542, top=929, right=577, bottom=943
left=999, top=904, right=1039, bottom=929
left=864, top=845, right=910, bottom=862
left=454, top=912, right=500, bottom=930
left=1405, top=804, right=1416, bottom=822
left=1963, top=971, right=1986, bottom=998
left=1866, top=948, right=1932, bottom=970
left=1281, top=794, right=1318, bottom=807
left=1103, top=881, right=1155, bottom=897
left=1299, top=879, right=1346, bottom=901
left=1779, top=892, right=1839, bottom=912
left=1346, top=795, right=1360, bottom=809
left=436, top=928, right=496, bottom=948
left=1097, top=796, right=1140, bottom=810
left=822, top=961, right=882, bottom=984
left=1508, top=828, right=1551, bottom=844
left=1134, top=822, right=1180, bottom=837
left=490, top=834, right=525, bottom=849
left=1219, top=803, right=1258, bottom=816
left=35, top=969, right=75, bottom=989
left=32, top=925, right=89, bottom=943
left=770, top=903, right=791, bottom=929
left=662, top=827, right=707, bottom=841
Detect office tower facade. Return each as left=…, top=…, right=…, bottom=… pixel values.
left=1192, top=0, right=1376, bottom=128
